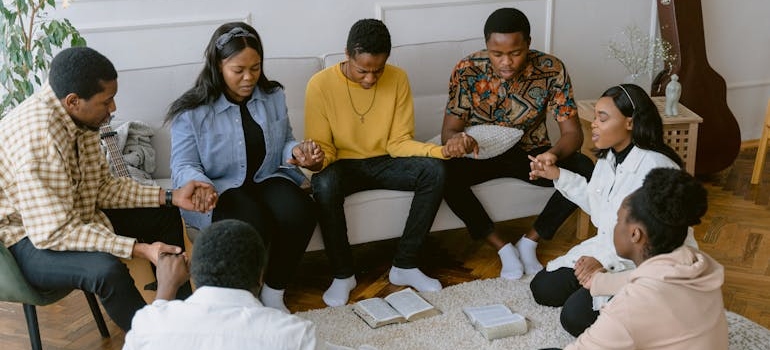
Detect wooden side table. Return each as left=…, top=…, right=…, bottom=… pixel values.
left=576, top=96, right=703, bottom=174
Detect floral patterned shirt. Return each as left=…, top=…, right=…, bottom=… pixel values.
left=445, top=49, right=577, bottom=151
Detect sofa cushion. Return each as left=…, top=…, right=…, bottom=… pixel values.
left=305, top=178, right=554, bottom=251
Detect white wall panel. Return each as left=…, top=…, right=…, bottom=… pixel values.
left=46, top=0, right=770, bottom=141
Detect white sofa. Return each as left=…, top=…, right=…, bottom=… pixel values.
left=126, top=38, right=560, bottom=251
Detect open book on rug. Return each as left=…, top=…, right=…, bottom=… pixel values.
left=463, top=304, right=528, bottom=340
left=352, top=288, right=441, bottom=328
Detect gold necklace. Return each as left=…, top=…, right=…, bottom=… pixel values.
left=344, top=62, right=377, bottom=123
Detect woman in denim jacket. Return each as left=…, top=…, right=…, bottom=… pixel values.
left=166, top=22, right=322, bottom=313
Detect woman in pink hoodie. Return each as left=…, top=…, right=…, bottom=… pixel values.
left=559, top=168, right=728, bottom=349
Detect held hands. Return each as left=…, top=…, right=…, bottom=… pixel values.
left=174, top=181, right=218, bottom=213
left=287, top=139, right=324, bottom=171
left=574, top=256, right=606, bottom=289
left=132, top=241, right=182, bottom=265
left=528, top=153, right=560, bottom=180
left=155, top=252, right=190, bottom=300
left=442, top=132, right=478, bottom=158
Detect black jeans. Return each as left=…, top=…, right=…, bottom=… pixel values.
left=530, top=267, right=599, bottom=337
left=212, top=177, right=317, bottom=290
left=444, top=145, right=594, bottom=240
left=311, top=156, right=445, bottom=278
left=9, top=206, right=189, bottom=331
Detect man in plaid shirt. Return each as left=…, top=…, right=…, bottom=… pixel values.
left=0, top=47, right=217, bottom=331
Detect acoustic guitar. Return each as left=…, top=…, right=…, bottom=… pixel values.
left=651, top=0, right=741, bottom=175
left=99, top=117, right=131, bottom=178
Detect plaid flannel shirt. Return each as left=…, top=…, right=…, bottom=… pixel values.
left=0, top=84, right=161, bottom=258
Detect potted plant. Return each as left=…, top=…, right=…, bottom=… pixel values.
left=0, top=0, right=86, bottom=117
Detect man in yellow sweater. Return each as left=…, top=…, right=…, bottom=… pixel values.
left=305, top=19, right=460, bottom=307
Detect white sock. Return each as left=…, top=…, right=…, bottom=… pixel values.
left=322, top=276, right=357, bottom=307
left=516, top=237, right=544, bottom=275
left=260, top=284, right=289, bottom=313
left=498, top=243, right=523, bottom=280
left=388, top=266, right=442, bottom=292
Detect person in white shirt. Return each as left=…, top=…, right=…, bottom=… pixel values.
left=527, top=84, right=688, bottom=337
left=123, top=219, right=318, bottom=350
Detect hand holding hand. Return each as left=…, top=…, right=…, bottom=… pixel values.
left=132, top=242, right=183, bottom=265
left=155, top=252, right=190, bottom=300
left=175, top=181, right=217, bottom=213
left=574, top=256, right=606, bottom=288
left=288, top=139, right=324, bottom=171
left=528, top=154, right=561, bottom=180
left=443, top=132, right=478, bottom=158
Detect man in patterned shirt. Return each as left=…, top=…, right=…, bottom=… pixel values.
left=441, top=8, right=594, bottom=280
left=0, top=47, right=217, bottom=331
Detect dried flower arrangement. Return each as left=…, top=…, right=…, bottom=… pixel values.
left=607, top=25, right=676, bottom=83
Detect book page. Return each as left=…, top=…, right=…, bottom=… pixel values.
left=354, top=298, right=405, bottom=327
left=383, top=288, right=436, bottom=320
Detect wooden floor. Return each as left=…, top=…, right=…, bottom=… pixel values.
left=2, top=147, right=770, bottom=349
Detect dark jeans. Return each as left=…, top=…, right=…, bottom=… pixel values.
left=444, top=145, right=594, bottom=240
left=530, top=267, right=599, bottom=337
left=212, top=177, right=316, bottom=290
left=9, top=207, right=189, bottom=331
left=311, top=156, right=445, bottom=278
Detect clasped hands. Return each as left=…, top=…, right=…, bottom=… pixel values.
left=442, top=132, right=479, bottom=158
left=528, top=153, right=560, bottom=180
left=287, top=139, right=324, bottom=172
left=574, top=255, right=606, bottom=290
left=155, top=251, right=191, bottom=300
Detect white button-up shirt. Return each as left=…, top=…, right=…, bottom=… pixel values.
left=546, top=147, right=680, bottom=273
left=123, top=286, right=318, bottom=350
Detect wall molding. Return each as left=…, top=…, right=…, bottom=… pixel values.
left=375, top=0, right=554, bottom=53
left=726, top=80, right=770, bottom=90
left=77, top=14, right=251, bottom=34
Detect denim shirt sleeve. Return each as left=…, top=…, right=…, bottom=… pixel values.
left=170, top=109, right=216, bottom=189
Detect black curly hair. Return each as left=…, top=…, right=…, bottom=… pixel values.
left=191, top=219, right=267, bottom=290
left=346, top=19, right=391, bottom=58
left=624, top=168, right=707, bottom=258
left=483, top=7, right=531, bottom=42
left=49, top=47, right=117, bottom=100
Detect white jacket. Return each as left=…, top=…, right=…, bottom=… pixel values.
left=546, top=147, right=679, bottom=273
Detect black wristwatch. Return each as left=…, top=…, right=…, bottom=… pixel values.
left=165, top=189, right=174, bottom=207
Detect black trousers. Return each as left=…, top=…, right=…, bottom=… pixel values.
left=212, top=177, right=317, bottom=290
left=11, top=206, right=190, bottom=331
left=311, top=156, right=445, bottom=278
left=444, top=145, right=594, bottom=240
left=530, top=267, right=600, bottom=337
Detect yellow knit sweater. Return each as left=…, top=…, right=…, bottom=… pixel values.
left=304, top=62, right=444, bottom=170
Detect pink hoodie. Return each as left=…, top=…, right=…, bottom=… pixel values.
left=565, top=246, right=728, bottom=350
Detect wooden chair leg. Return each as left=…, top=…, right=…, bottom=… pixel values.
left=84, top=292, right=110, bottom=338
left=751, top=126, right=769, bottom=185
left=22, top=304, right=43, bottom=350
left=752, top=99, right=770, bottom=185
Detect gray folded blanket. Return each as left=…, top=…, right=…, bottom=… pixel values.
left=107, top=121, right=157, bottom=186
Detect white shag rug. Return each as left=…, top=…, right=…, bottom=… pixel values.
left=296, top=276, right=770, bottom=350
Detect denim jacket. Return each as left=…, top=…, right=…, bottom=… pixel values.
left=170, top=87, right=305, bottom=229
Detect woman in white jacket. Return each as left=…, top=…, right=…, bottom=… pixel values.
left=527, top=84, right=683, bottom=336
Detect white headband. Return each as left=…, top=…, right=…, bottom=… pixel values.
left=618, top=85, right=636, bottom=111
